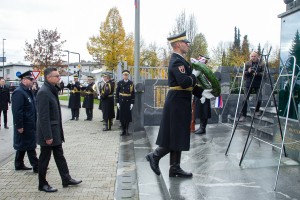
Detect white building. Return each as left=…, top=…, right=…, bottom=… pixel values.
left=0, top=63, right=32, bottom=80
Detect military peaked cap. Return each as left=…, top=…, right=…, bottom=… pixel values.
left=122, top=70, right=130, bottom=75
left=18, top=71, right=34, bottom=79
left=167, top=31, right=190, bottom=44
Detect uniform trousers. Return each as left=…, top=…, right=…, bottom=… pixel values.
left=71, top=108, right=80, bottom=119
left=38, top=144, right=71, bottom=186
left=15, top=150, right=38, bottom=169
left=85, top=108, right=93, bottom=120
left=0, top=109, right=8, bottom=126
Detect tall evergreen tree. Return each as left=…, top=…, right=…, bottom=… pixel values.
left=288, top=30, right=300, bottom=68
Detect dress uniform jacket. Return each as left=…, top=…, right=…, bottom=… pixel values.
left=82, top=82, right=95, bottom=109
left=11, top=83, right=37, bottom=151
left=36, top=81, right=65, bottom=146
left=101, top=80, right=115, bottom=120
left=0, top=85, right=10, bottom=111
left=156, top=53, right=204, bottom=151
left=67, top=81, right=81, bottom=109
left=116, top=79, right=135, bottom=123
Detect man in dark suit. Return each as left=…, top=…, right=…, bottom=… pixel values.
left=145, top=31, right=214, bottom=177
left=11, top=71, right=38, bottom=172
left=116, top=70, right=135, bottom=136
left=36, top=68, right=82, bottom=193
left=0, top=78, right=10, bottom=129
left=82, top=76, right=95, bottom=121
left=67, top=75, right=81, bottom=120
left=100, top=72, right=115, bottom=131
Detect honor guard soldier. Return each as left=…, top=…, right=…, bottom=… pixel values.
left=145, top=31, right=214, bottom=177
left=116, top=70, right=135, bottom=136
left=67, top=75, right=81, bottom=120
left=82, top=76, right=96, bottom=121
left=100, top=72, right=115, bottom=131
left=194, top=54, right=212, bottom=134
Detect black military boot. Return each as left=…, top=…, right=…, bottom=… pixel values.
left=103, top=121, right=109, bottom=131
left=145, top=147, right=169, bottom=176
left=125, top=122, right=129, bottom=136
left=194, top=119, right=207, bottom=134
left=169, top=151, right=192, bottom=178
left=120, top=122, right=126, bottom=136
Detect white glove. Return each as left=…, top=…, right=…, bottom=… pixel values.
left=117, top=103, right=120, bottom=109
left=200, top=97, right=206, bottom=104
left=202, top=89, right=214, bottom=99
left=192, top=69, right=200, bottom=77
left=98, top=95, right=100, bottom=100
left=130, top=104, right=133, bottom=110
left=190, top=58, right=199, bottom=64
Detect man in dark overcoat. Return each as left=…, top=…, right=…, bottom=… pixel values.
left=145, top=31, right=214, bottom=177
left=36, top=67, right=81, bottom=192
left=0, top=78, right=11, bottom=129
left=116, top=70, right=135, bottom=136
left=82, top=76, right=95, bottom=121
left=11, top=71, right=38, bottom=172
left=194, top=54, right=211, bottom=134
left=100, top=72, right=115, bottom=131
left=67, top=75, right=81, bottom=120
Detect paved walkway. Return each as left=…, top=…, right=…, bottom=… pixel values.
left=0, top=101, right=120, bottom=200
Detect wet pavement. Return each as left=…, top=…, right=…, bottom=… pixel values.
left=1, top=99, right=300, bottom=199
left=137, top=123, right=300, bottom=200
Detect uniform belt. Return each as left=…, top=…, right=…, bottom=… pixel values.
left=169, top=86, right=193, bottom=92
left=120, top=93, right=131, bottom=97
left=71, top=91, right=80, bottom=93
left=85, top=92, right=94, bottom=94
left=108, top=95, right=113, bottom=97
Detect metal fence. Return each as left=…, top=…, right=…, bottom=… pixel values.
left=127, top=66, right=168, bottom=82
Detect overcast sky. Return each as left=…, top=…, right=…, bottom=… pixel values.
left=0, top=0, right=286, bottom=64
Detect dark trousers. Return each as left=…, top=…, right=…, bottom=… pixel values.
left=15, top=150, right=38, bottom=169
left=242, top=87, right=262, bottom=117
left=85, top=108, right=93, bottom=120
left=38, top=144, right=71, bottom=186
left=0, top=109, right=8, bottom=126
left=71, top=108, right=80, bottom=119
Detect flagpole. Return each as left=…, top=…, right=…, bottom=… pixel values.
left=134, top=0, right=140, bottom=83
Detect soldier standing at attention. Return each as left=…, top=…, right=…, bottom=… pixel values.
left=0, top=78, right=10, bottom=129
left=67, top=75, right=81, bottom=121
left=116, top=70, right=135, bottom=136
left=100, top=72, right=115, bottom=131
left=82, top=76, right=95, bottom=121
left=145, top=31, right=214, bottom=177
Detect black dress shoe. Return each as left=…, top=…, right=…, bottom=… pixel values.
left=62, top=178, right=82, bottom=187
left=15, top=165, right=32, bottom=170
left=70, top=118, right=75, bottom=120
left=103, top=128, right=111, bottom=131
left=39, top=185, right=58, bottom=192
left=75, top=118, right=79, bottom=121
left=194, top=128, right=205, bottom=134
left=4, top=126, right=9, bottom=129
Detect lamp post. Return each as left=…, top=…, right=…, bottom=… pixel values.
left=2, top=39, right=6, bottom=78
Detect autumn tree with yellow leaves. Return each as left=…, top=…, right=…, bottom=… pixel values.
left=87, top=7, right=134, bottom=71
